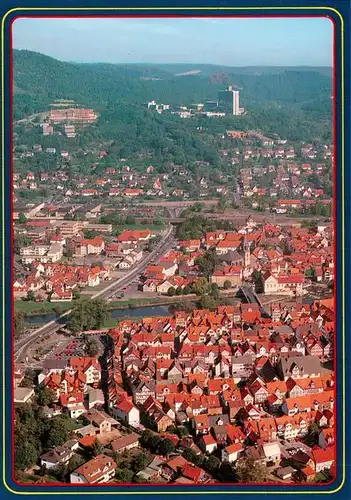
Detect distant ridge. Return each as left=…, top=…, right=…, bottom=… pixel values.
left=13, top=49, right=332, bottom=78
left=12, top=49, right=332, bottom=121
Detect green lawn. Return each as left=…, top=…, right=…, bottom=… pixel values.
left=103, top=317, right=122, bottom=328
left=15, top=300, right=72, bottom=315
left=64, top=417, right=84, bottom=431
left=103, top=316, right=144, bottom=327
left=14, top=472, right=38, bottom=484
left=18, top=295, right=188, bottom=317
left=16, top=296, right=167, bottom=317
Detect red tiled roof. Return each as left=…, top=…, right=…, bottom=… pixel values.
left=225, top=442, right=243, bottom=454
left=182, top=464, right=203, bottom=482
left=60, top=392, right=84, bottom=406
left=312, top=446, right=335, bottom=464
left=202, top=434, right=216, bottom=445
left=116, top=398, right=134, bottom=414
left=74, top=454, right=116, bottom=483
left=79, top=435, right=97, bottom=448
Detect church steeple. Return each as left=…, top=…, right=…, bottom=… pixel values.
left=244, top=233, right=251, bottom=268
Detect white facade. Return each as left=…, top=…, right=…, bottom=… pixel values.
left=233, top=91, right=240, bottom=116
left=70, top=468, right=115, bottom=484
left=113, top=405, right=140, bottom=427
left=85, top=365, right=101, bottom=385
left=222, top=446, right=243, bottom=463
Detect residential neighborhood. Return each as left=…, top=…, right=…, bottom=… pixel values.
left=12, top=26, right=335, bottom=488
left=14, top=294, right=335, bottom=485
left=14, top=164, right=334, bottom=487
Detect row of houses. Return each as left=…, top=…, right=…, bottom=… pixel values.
left=100, top=297, right=335, bottom=482
left=15, top=134, right=332, bottom=203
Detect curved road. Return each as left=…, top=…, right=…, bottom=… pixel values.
left=14, top=225, right=175, bottom=363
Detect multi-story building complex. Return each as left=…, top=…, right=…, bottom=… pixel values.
left=49, top=108, right=97, bottom=123
left=20, top=243, right=63, bottom=264
left=218, top=85, right=241, bottom=116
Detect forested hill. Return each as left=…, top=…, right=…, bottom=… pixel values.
left=13, top=49, right=332, bottom=122
left=153, top=62, right=332, bottom=78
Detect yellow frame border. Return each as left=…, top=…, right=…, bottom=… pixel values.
left=1, top=6, right=345, bottom=496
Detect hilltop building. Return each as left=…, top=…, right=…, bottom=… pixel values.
left=218, top=86, right=243, bottom=116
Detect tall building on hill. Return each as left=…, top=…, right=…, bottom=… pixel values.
left=218, top=85, right=240, bottom=116
left=233, top=89, right=240, bottom=116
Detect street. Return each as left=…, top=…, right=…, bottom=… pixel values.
left=14, top=225, right=175, bottom=363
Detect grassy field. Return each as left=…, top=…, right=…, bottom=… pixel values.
left=103, top=317, right=123, bottom=328
left=15, top=300, right=72, bottom=314
left=102, top=315, right=161, bottom=327
left=16, top=296, right=169, bottom=316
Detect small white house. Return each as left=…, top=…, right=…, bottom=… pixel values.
left=261, top=441, right=281, bottom=464
left=222, top=443, right=243, bottom=463
left=40, top=446, right=74, bottom=470
left=111, top=399, right=140, bottom=427
left=199, top=434, right=217, bottom=454
left=70, top=455, right=116, bottom=484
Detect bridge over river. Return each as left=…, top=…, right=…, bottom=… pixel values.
left=237, top=285, right=270, bottom=318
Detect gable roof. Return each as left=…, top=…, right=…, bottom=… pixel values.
left=279, top=355, right=321, bottom=376
left=73, top=454, right=116, bottom=483
left=116, top=398, right=136, bottom=414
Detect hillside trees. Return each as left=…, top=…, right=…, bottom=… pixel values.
left=14, top=405, right=75, bottom=471
left=13, top=50, right=332, bottom=144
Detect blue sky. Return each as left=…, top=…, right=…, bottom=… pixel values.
left=12, top=17, right=333, bottom=66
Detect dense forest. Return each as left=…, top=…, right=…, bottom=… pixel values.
left=14, top=50, right=332, bottom=112
left=153, top=62, right=332, bottom=78
left=13, top=50, right=332, bottom=152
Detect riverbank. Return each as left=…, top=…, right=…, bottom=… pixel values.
left=24, top=304, right=174, bottom=328
left=16, top=289, right=241, bottom=318
left=15, top=301, right=72, bottom=315
left=16, top=295, right=195, bottom=317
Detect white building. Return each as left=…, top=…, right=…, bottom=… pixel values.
left=222, top=443, right=243, bottom=463
left=40, top=446, right=74, bottom=470
left=70, top=455, right=116, bottom=484
left=111, top=399, right=140, bottom=427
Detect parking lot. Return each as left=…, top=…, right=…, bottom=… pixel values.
left=44, top=338, right=87, bottom=362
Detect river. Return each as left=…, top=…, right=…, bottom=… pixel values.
left=24, top=305, right=171, bottom=326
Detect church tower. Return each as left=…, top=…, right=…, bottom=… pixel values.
left=244, top=233, right=251, bottom=268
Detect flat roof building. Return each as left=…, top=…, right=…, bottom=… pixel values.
left=218, top=85, right=241, bottom=116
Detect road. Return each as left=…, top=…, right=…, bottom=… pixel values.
left=14, top=225, right=175, bottom=363
left=135, top=200, right=331, bottom=224
left=133, top=204, right=331, bottom=227
left=15, top=111, right=49, bottom=125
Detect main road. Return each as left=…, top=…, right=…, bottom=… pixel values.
left=14, top=225, right=175, bottom=363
